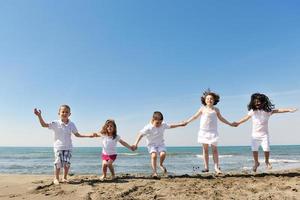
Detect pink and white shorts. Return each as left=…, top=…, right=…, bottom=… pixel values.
left=101, top=154, right=117, bottom=161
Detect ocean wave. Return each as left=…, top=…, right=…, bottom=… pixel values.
left=268, top=159, right=300, bottom=163
left=196, top=155, right=233, bottom=158
left=119, top=153, right=140, bottom=156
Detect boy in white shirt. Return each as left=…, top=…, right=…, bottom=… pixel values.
left=34, top=105, right=93, bottom=185
left=133, top=111, right=187, bottom=177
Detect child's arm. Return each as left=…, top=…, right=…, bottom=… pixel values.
left=235, top=115, right=251, bottom=126
left=169, top=121, right=188, bottom=129
left=185, top=108, right=203, bottom=125
left=74, top=132, right=97, bottom=138
left=34, top=108, right=49, bottom=128
left=272, top=108, right=297, bottom=114
left=119, top=139, right=134, bottom=151
left=215, top=108, right=234, bottom=126
left=132, top=133, right=144, bottom=150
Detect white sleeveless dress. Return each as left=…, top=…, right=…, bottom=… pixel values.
left=198, top=109, right=219, bottom=145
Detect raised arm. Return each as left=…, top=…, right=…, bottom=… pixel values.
left=215, top=108, right=234, bottom=126
left=272, top=108, right=298, bottom=114
left=185, top=108, right=202, bottom=125
left=34, top=108, right=49, bottom=128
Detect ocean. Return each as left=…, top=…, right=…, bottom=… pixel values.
left=0, top=145, right=299, bottom=175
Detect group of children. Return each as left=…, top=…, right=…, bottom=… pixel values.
left=34, top=90, right=297, bottom=185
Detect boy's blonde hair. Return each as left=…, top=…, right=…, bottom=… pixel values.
left=59, top=104, right=71, bottom=112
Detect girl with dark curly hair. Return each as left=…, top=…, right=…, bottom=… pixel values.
left=185, top=89, right=236, bottom=174
left=234, top=93, right=297, bottom=172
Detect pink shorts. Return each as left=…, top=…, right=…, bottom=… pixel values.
left=101, top=154, right=117, bottom=161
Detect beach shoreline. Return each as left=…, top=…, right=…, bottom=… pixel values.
left=1, top=168, right=299, bottom=200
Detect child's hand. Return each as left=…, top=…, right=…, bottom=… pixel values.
left=289, top=108, right=298, bottom=113
left=92, top=133, right=98, bottom=137
left=231, top=122, right=239, bottom=127
left=131, top=145, right=137, bottom=151
left=181, top=121, right=188, bottom=126
left=34, top=108, right=41, bottom=116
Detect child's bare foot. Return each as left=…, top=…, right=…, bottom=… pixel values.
left=61, top=178, right=69, bottom=183
left=53, top=179, right=60, bottom=185
left=252, top=162, right=260, bottom=172
left=160, top=166, right=168, bottom=176
left=266, top=162, right=272, bottom=170
left=214, top=167, right=222, bottom=175
left=152, top=173, right=158, bottom=179
left=111, top=175, right=116, bottom=180
left=100, top=175, right=106, bottom=181
left=201, top=168, right=209, bottom=173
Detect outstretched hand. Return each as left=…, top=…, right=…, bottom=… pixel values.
left=289, top=108, right=298, bottom=113
left=131, top=145, right=137, bottom=151
left=231, top=122, right=239, bottom=127
left=34, top=108, right=41, bottom=116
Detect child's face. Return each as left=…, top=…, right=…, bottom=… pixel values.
left=106, top=123, right=115, bottom=134
left=205, top=95, right=215, bottom=106
left=59, top=107, right=71, bottom=121
left=152, top=119, right=163, bottom=127
left=254, top=99, right=262, bottom=109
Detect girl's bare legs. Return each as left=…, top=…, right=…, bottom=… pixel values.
left=252, top=151, right=260, bottom=172
left=151, top=152, right=158, bottom=177
left=107, top=160, right=116, bottom=179
left=211, top=145, right=222, bottom=174
left=101, top=160, right=108, bottom=180
left=159, top=151, right=167, bottom=175
left=202, top=144, right=209, bottom=172
left=264, top=151, right=272, bottom=169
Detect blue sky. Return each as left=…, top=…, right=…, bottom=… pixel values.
left=0, top=0, right=299, bottom=147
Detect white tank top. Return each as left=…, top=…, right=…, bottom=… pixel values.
left=200, top=109, right=218, bottom=133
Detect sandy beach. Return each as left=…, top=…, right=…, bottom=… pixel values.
left=0, top=169, right=299, bottom=200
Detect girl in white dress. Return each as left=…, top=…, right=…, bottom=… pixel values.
left=234, top=93, right=297, bottom=172
left=185, top=90, right=235, bottom=174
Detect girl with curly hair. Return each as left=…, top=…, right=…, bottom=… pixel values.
left=234, top=93, right=297, bottom=172
left=185, top=90, right=236, bottom=174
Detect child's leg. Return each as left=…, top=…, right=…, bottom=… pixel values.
left=151, top=152, right=158, bottom=176
left=252, top=151, right=260, bottom=172
left=107, top=160, right=115, bottom=179
left=63, top=165, right=70, bottom=181
left=264, top=151, right=272, bottom=169
left=211, top=145, right=222, bottom=174
left=101, top=160, right=108, bottom=179
left=202, top=144, right=209, bottom=171
left=159, top=151, right=167, bottom=175
left=54, top=167, right=60, bottom=184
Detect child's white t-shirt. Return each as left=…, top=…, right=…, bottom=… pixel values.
left=139, top=122, right=170, bottom=146
left=48, top=120, right=78, bottom=151
left=101, top=134, right=121, bottom=155
left=247, top=109, right=272, bottom=138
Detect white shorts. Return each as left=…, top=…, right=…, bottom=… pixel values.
left=147, top=144, right=166, bottom=154
left=54, top=149, right=72, bottom=169
left=251, top=137, right=270, bottom=151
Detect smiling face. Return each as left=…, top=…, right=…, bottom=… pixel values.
left=205, top=95, right=215, bottom=107
left=58, top=106, right=71, bottom=122
left=106, top=122, right=115, bottom=135
left=254, top=98, right=263, bottom=109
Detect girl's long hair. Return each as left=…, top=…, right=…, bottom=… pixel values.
left=100, top=119, right=117, bottom=139
left=247, top=93, right=275, bottom=112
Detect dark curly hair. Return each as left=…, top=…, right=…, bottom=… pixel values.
left=247, top=93, right=275, bottom=112
left=100, top=119, right=117, bottom=139
left=201, top=89, right=220, bottom=105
